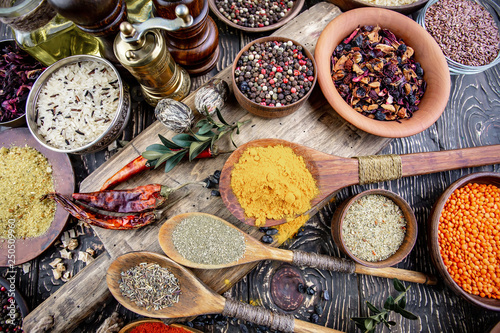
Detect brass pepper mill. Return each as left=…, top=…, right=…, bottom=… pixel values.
left=113, top=5, right=192, bottom=106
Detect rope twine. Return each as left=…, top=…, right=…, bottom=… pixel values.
left=292, top=250, right=356, bottom=273
left=222, top=299, right=295, bottom=333
left=0, top=0, right=56, bottom=32
left=355, top=154, right=402, bottom=185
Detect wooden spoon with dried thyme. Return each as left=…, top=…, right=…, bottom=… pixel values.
left=107, top=251, right=344, bottom=333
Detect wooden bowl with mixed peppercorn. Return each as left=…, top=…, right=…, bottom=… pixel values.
left=232, top=36, right=317, bottom=119
left=331, top=189, right=417, bottom=268
left=315, top=8, right=450, bottom=138
left=428, top=172, right=500, bottom=311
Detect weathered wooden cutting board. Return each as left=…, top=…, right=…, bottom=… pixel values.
left=23, top=3, right=395, bottom=331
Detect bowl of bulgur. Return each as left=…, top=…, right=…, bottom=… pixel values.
left=0, top=127, right=74, bottom=266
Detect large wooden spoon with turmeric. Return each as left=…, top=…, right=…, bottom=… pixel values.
left=219, top=138, right=500, bottom=227
left=158, top=212, right=437, bottom=285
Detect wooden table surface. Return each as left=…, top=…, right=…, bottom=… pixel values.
left=1, top=1, right=500, bottom=332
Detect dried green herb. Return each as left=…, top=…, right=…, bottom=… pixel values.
left=351, top=279, right=418, bottom=333
left=142, top=107, right=250, bottom=173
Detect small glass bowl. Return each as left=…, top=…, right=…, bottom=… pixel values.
left=416, top=0, right=500, bottom=75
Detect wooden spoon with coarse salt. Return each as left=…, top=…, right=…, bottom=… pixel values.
left=219, top=138, right=500, bottom=227
left=158, top=212, right=437, bottom=285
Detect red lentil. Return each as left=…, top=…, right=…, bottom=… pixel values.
left=438, top=182, right=500, bottom=299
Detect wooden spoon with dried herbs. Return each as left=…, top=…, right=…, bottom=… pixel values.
left=158, top=213, right=436, bottom=285
left=219, top=138, right=500, bottom=227
left=107, top=251, right=344, bottom=333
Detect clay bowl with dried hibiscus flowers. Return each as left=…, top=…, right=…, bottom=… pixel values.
left=315, top=8, right=450, bottom=138
left=232, top=36, right=317, bottom=119
left=428, top=172, right=500, bottom=311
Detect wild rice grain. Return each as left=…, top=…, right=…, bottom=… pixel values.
left=424, top=0, right=500, bottom=66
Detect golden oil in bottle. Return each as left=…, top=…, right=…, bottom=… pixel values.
left=14, top=14, right=102, bottom=66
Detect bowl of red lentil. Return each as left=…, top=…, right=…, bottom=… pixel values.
left=331, top=189, right=418, bottom=268
left=327, top=0, right=428, bottom=15
left=315, top=7, right=451, bottom=138
left=428, top=172, right=500, bottom=311
left=232, top=36, right=317, bottom=119
left=417, top=0, right=500, bottom=75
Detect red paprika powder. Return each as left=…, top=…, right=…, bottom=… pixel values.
left=129, top=322, right=190, bottom=333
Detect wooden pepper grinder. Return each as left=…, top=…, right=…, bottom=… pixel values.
left=47, top=0, right=128, bottom=63
left=153, top=0, right=219, bottom=75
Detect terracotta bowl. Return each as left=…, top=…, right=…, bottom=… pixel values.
left=232, top=36, right=317, bottom=119
left=327, top=0, right=428, bottom=15
left=208, top=0, right=305, bottom=33
left=315, top=8, right=450, bottom=138
left=428, top=172, right=500, bottom=311
left=331, top=189, right=417, bottom=268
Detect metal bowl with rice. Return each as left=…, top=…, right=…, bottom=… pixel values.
left=26, top=55, right=131, bottom=154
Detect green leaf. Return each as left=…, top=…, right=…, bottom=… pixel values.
left=394, top=307, right=418, bottom=320
left=197, top=122, right=215, bottom=135
left=189, top=140, right=211, bottom=161
left=154, top=151, right=178, bottom=169
left=173, top=133, right=198, bottom=147
left=398, top=295, right=407, bottom=309
left=164, top=150, right=186, bottom=173
left=142, top=150, right=166, bottom=160
left=364, top=319, right=375, bottom=331
left=351, top=317, right=367, bottom=326
left=216, top=108, right=230, bottom=126
left=145, top=144, right=171, bottom=153
left=384, top=296, right=396, bottom=311
left=196, top=118, right=209, bottom=128
left=158, top=134, right=182, bottom=149
left=366, top=302, right=381, bottom=314
left=393, top=279, right=406, bottom=293
left=194, top=133, right=215, bottom=141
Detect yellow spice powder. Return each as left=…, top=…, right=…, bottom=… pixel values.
left=230, top=145, right=319, bottom=226
left=0, top=146, right=56, bottom=239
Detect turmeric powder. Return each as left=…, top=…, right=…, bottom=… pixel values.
left=230, top=145, right=319, bottom=226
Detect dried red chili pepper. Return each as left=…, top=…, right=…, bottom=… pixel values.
left=100, top=156, right=151, bottom=191
left=74, top=182, right=206, bottom=213
left=100, top=147, right=215, bottom=191
left=43, top=193, right=157, bottom=230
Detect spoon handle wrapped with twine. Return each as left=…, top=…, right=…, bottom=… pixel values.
left=291, top=250, right=437, bottom=285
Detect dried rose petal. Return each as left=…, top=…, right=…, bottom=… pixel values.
left=0, top=43, right=45, bottom=123
left=331, top=25, right=426, bottom=121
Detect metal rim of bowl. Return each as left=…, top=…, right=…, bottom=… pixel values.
left=346, top=0, right=428, bottom=11
left=26, top=54, right=128, bottom=154
left=417, top=0, right=500, bottom=75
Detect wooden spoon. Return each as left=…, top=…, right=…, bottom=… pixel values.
left=158, top=212, right=437, bottom=285
left=107, top=251, right=344, bottom=333
left=219, top=138, right=500, bottom=227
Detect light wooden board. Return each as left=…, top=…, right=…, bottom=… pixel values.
left=22, top=3, right=397, bottom=331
